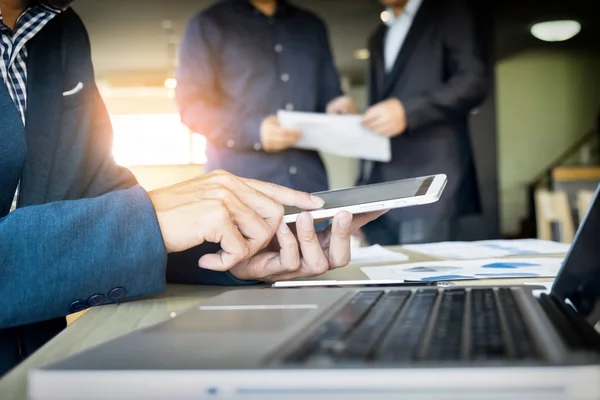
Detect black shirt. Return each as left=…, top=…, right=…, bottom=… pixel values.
left=175, top=0, right=343, bottom=192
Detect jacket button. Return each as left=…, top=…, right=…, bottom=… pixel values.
left=68, top=300, right=88, bottom=314
left=87, top=294, right=106, bottom=307
left=108, top=287, right=127, bottom=301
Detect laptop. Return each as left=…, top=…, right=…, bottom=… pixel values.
left=29, top=187, right=600, bottom=400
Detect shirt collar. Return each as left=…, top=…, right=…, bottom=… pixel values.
left=0, top=1, right=69, bottom=28
left=383, top=0, right=423, bottom=27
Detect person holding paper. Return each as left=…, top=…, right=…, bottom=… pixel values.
left=357, top=0, right=487, bottom=246
left=175, top=0, right=355, bottom=194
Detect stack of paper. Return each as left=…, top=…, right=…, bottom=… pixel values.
left=402, top=239, right=570, bottom=260
left=278, top=110, right=391, bottom=162
left=361, top=257, right=564, bottom=282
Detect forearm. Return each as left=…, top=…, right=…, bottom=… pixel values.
left=0, top=185, right=168, bottom=329
left=402, top=72, right=487, bottom=130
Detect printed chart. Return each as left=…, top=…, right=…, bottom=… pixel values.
left=361, top=257, right=564, bottom=282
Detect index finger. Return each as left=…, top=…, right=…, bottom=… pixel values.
left=242, top=178, right=324, bottom=210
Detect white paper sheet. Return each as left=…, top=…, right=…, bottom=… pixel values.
left=277, top=110, right=391, bottom=162
left=361, top=257, right=564, bottom=282
left=351, top=245, right=409, bottom=263
left=402, top=239, right=570, bottom=260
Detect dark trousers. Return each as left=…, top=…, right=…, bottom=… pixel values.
left=362, top=212, right=458, bottom=246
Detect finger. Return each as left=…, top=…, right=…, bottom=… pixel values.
left=363, top=116, right=388, bottom=132
left=228, top=222, right=301, bottom=281
left=202, top=185, right=273, bottom=251
left=198, top=218, right=249, bottom=272
left=326, top=211, right=353, bottom=269
left=211, top=172, right=287, bottom=232
left=276, top=221, right=302, bottom=271
left=295, top=212, right=329, bottom=276
left=282, top=129, right=302, bottom=138
left=351, top=210, right=388, bottom=231
left=362, top=107, right=382, bottom=125
left=260, top=221, right=302, bottom=277
left=368, top=121, right=394, bottom=136
left=242, top=179, right=324, bottom=210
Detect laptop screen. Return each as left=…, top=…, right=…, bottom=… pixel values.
left=552, top=185, right=600, bottom=327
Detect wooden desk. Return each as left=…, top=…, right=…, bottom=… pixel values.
left=0, top=247, right=558, bottom=400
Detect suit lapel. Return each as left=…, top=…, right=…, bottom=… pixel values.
left=0, top=79, right=21, bottom=127
left=20, top=16, right=65, bottom=205
left=381, top=0, right=434, bottom=98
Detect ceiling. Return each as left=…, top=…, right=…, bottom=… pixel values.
left=71, top=0, right=599, bottom=86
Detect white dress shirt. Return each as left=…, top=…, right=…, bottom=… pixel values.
left=383, top=0, right=423, bottom=73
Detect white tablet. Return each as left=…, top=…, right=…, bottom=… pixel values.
left=282, top=174, right=447, bottom=224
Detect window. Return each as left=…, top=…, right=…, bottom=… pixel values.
left=110, top=113, right=207, bottom=166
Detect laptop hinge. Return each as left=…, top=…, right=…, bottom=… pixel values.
left=538, top=293, right=600, bottom=352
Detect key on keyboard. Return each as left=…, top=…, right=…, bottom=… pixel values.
left=497, top=288, right=537, bottom=359
left=339, top=290, right=411, bottom=360
left=282, top=291, right=383, bottom=364
left=425, top=289, right=466, bottom=361
left=471, top=288, right=506, bottom=360
left=376, top=290, right=438, bottom=362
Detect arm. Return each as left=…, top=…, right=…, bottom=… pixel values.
left=175, top=14, right=263, bottom=150
left=402, top=0, right=487, bottom=131
left=0, top=186, right=168, bottom=329
left=316, top=19, right=344, bottom=112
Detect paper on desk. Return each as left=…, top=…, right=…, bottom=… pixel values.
left=277, top=110, right=391, bottom=162
left=402, top=239, right=570, bottom=260
left=351, top=245, right=409, bottom=263
left=361, top=257, right=564, bottom=282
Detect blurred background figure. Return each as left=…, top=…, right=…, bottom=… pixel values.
left=358, top=0, right=487, bottom=246
left=174, top=0, right=355, bottom=194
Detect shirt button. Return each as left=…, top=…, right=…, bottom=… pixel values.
left=285, top=103, right=294, bottom=111
left=254, top=142, right=262, bottom=151
left=274, top=44, right=283, bottom=53
left=281, top=73, right=290, bottom=82
left=289, top=166, right=298, bottom=175
left=226, top=139, right=235, bottom=148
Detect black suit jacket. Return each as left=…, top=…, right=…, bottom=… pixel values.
left=359, top=0, right=487, bottom=221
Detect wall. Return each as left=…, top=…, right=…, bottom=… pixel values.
left=496, top=49, right=600, bottom=234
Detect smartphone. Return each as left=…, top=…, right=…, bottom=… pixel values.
left=282, top=174, right=447, bottom=224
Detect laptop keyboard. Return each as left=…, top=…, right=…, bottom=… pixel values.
left=282, top=288, right=540, bottom=366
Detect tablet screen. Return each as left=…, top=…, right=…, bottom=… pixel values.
left=284, top=176, right=434, bottom=215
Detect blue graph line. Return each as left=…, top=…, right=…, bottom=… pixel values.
left=475, top=272, right=540, bottom=277
left=420, top=275, right=474, bottom=281
left=481, top=262, right=540, bottom=269
left=481, top=243, right=537, bottom=255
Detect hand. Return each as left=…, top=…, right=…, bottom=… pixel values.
left=260, top=115, right=301, bottom=152
left=229, top=210, right=386, bottom=282
left=326, top=95, right=357, bottom=115
left=148, top=170, right=324, bottom=271
left=362, top=98, right=407, bottom=137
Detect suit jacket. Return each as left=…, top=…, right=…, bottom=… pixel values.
left=0, top=9, right=248, bottom=377
left=359, top=0, right=487, bottom=221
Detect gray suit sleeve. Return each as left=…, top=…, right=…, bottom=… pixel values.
left=0, top=185, right=168, bottom=329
